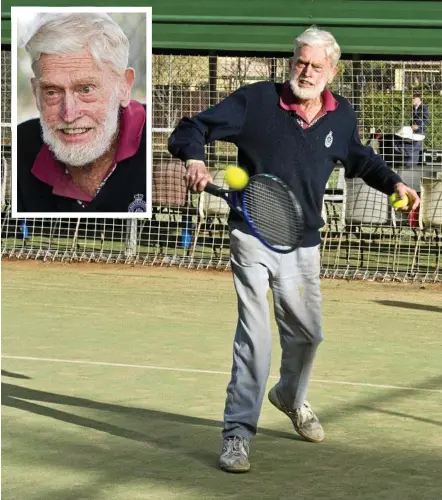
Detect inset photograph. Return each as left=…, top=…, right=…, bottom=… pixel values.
left=11, top=7, right=152, bottom=217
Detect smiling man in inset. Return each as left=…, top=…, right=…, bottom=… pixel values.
left=17, top=13, right=147, bottom=213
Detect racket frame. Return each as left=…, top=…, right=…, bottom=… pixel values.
left=204, top=174, right=304, bottom=254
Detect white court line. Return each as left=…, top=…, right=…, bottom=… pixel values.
left=2, top=355, right=442, bottom=394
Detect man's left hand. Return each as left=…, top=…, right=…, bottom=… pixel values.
left=394, top=182, right=420, bottom=211
left=411, top=124, right=419, bottom=132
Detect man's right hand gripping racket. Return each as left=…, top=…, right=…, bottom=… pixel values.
left=204, top=174, right=304, bottom=253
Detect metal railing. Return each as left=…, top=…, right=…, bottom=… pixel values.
left=2, top=52, right=441, bottom=281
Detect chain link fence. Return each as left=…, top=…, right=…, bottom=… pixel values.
left=2, top=50, right=441, bottom=281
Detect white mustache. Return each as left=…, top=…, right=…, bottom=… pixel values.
left=54, top=125, right=95, bottom=131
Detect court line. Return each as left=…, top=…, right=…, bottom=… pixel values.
left=2, top=355, right=442, bottom=394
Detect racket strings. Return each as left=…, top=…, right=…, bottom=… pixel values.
left=243, top=177, right=303, bottom=248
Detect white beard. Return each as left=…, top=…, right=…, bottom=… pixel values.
left=289, top=77, right=327, bottom=101
left=41, top=90, right=121, bottom=168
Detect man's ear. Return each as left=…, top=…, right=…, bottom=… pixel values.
left=328, top=65, right=339, bottom=84
left=31, top=78, right=41, bottom=111
left=119, top=68, right=135, bottom=108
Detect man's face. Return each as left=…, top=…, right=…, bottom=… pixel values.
left=290, top=45, right=337, bottom=101
left=32, top=49, right=133, bottom=167
left=412, top=97, right=421, bottom=107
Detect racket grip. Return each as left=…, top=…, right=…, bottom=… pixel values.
left=204, top=183, right=223, bottom=195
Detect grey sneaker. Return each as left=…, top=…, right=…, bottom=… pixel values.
left=268, top=386, right=325, bottom=443
left=219, top=436, right=251, bottom=473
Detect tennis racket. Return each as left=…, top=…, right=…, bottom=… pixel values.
left=204, top=173, right=304, bottom=253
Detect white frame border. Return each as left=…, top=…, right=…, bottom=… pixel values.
left=11, top=6, right=153, bottom=219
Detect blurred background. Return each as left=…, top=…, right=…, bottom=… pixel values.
left=16, top=12, right=147, bottom=124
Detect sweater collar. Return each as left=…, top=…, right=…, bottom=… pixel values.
left=279, top=81, right=338, bottom=112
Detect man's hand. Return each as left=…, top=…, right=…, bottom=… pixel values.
left=411, top=124, right=419, bottom=132
left=394, top=182, right=420, bottom=211
left=185, top=160, right=213, bottom=193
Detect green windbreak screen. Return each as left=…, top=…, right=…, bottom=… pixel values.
left=2, top=0, right=442, bottom=55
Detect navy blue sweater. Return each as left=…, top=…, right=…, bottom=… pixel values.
left=168, top=81, right=402, bottom=247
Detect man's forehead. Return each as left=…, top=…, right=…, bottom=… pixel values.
left=295, top=45, right=330, bottom=64
left=38, top=73, right=104, bottom=88
left=37, top=50, right=106, bottom=81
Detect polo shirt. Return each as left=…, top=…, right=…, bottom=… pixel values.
left=279, top=83, right=338, bottom=128
left=17, top=100, right=147, bottom=213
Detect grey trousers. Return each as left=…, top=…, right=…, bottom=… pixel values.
left=223, top=223, right=323, bottom=440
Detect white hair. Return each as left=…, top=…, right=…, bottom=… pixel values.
left=25, top=13, right=129, bottom=76
left=294, top=26, right=341, bottom=67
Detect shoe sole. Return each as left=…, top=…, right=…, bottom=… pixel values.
left=219, top=463, right=251, bottom=473
left=268, top=389, right=324, bottom=443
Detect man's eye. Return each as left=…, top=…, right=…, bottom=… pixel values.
left=81, top=86, right=93, bottom=94
left=45, top=90, right=58, bottom=97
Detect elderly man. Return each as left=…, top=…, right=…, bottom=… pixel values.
left=168, top=26, right=420, bottom=473
left=17, top=13, right=147, bottom=213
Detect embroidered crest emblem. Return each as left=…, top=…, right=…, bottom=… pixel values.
left=128, top=194, right=146, bottom=213
left=325, top=131, right=333, bottom=148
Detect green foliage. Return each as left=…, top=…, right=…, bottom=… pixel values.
left=360, top=91, right=442, bottom=149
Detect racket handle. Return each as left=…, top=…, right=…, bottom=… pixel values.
left=204, top=183, right=225, bottom=195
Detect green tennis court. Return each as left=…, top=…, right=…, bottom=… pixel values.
left=2, top=261, right=441, bottom=500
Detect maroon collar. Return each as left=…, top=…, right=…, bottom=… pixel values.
left=31, top=100, right=146, bottom=202
left=279, top=81, right=338, bottom=113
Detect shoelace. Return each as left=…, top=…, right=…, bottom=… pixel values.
left=227, top=436, right=248, bottom=455
left=298, top=404, right=317, bottom=426
left=282, top=402, right=316, bottom=426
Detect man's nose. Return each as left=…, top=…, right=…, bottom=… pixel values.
left=60, top=93, right=82, bottom=123
left=302, top=64, right=313, bottom=78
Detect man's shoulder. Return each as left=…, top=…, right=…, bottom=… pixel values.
left=17, top=118, right=44, bottom=174
left=18, top=117, right=42, bottom=136
left=330, top=92, right=357, bottom=119
left=236, top=80, right=282, bottom=96
left=330, top=92, right=352, bottom=109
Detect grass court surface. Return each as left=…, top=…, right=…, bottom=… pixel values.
left=2, top=261, right=441, bottom=499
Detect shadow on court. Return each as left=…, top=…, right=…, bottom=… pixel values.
left=1, top=370, right=31, bottom=379
left=2, top=380, right=442, bottom=500
left=375, top=300, right=442, bottom=313
left=1, top=382, right=296, bottom=470
left=356, top=405, right=442, bottom=427
left=318, top=374, right=442, bottom=426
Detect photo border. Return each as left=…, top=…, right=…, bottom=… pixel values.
left=11, top=6, right=153, bottom=219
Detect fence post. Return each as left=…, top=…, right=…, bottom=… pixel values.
left=207, top=53, right=218, bottom=168
left=351, top=55, right=362, bottom=116
left=125, top=219, right=138, bottom=258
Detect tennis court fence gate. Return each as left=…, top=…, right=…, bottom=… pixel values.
left=1, top=51, right=441, bottom=282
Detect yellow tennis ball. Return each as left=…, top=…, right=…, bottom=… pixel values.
left=224, top=166, right=249, bottom=190
left=389, top=193, right=409, bottom=210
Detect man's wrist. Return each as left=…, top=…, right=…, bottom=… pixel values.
left=185, top=159, right=207, bottom=169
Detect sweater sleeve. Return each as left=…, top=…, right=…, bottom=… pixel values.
left=342, top=117, right=402, bottom=195
left=168, top=86, right=248, bottom=163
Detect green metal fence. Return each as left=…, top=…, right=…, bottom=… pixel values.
left=2, top=51, right=441, bottom=281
